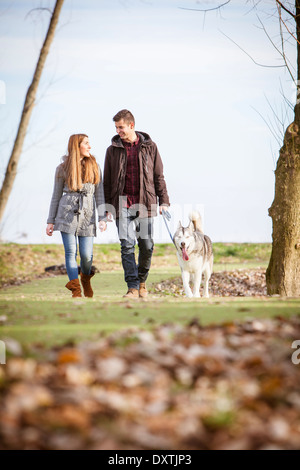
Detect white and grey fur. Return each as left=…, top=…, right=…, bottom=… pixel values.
left=173, top=211, right=213, bottom=298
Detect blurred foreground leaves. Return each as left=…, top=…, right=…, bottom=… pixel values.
left=1, top=316, right=300, bottom=449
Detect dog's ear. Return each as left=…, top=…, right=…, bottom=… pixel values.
left=177, top=221, right=182, bottom=230
left=188, top=220, right=194, bottom=231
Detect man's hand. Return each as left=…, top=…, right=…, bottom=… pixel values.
left=159, top=205, right=169, bottom=215
left=46, top=224, right=54, bottom=236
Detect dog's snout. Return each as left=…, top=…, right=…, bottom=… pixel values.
left=181, top=242, right=185, bottom=248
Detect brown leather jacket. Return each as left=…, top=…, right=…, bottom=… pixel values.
left=103, top=131, right=170, bottom=218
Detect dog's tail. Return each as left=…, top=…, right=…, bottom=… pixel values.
left=189, top=211, right=203, bottom=233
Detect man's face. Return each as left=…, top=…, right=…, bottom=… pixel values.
left=115, top=119, right=135, bottom=142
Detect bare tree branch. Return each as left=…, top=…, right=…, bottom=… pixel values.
left=277, top=78, right=294, bottom=118
left=276, top=0, right=295, bottom=19
left=178, top=0, right=230, bottom=12
left=277, top=2, right=300, bottom=45
left=25, top=8, right=52, bottom=20
left=256, top=14, right=296, bottom=83
left=0, top=0, right=65, bottom=225
left=220, top=30, right=287, bottom=68
left=251, top=105, right=282, bottom=147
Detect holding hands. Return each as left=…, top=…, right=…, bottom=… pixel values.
left=99, top=212, right=114, bottom=232
left=99, top=220, right=107, bottom=232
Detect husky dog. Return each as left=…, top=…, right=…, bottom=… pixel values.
left=173, top=211, right=213, bottom=298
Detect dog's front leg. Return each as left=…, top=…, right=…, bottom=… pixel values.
left=202, top=268, right=210, bottom=298
left=193, top=271, right=202, bottom=298
left=181, top=270, right=193, bottom=298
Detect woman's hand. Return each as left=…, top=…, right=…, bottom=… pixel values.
left=99, top=220, right=107, bottom=232
left=46, top=224, right=54, bottom=236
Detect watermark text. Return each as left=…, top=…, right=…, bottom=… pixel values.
left=0, top=340, right=6, bottom=364
left=292, top=340, right=300, bottom=365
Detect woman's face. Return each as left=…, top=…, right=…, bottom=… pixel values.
left=79, top=137, right=91, bottom=158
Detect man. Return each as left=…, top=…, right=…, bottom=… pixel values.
left=103, top=109, right=170, bottom=299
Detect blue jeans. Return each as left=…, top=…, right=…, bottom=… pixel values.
left=61, top=232, right=94, bottom=281
left=116, top=208, right=154, bottom=289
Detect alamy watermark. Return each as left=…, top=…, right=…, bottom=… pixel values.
left=101, top=200, right=205, bottom=242
left=0, top=340, right=6, bottom=364
left=0, top=80, right=6, bottom=104
left=291, top=340, right=300, bottom=365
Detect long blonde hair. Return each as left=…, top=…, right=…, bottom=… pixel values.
left=61, top=134, right=100, bottom=191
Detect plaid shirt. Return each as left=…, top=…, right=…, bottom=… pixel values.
left=123, top=137, right=140, bottom=208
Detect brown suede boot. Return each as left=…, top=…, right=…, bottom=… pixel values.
left=80, top=271, right=95, bottom=298
left=123, top=288, right=139, bottom=299
left=139, top=283, right=148, bottom=299
left=65, top=278, right=82, bottom=297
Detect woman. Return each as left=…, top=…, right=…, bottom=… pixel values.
left=46, top=134, right=107, bottom=298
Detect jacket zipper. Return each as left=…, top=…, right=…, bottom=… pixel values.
left=120, top=150, right=126, bottom=194
left=142, top=147, right=148, bottom=173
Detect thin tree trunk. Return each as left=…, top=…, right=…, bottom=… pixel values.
left=266, top=1, right=300, bottom=297
left=0, top=0, right=64, bottom=225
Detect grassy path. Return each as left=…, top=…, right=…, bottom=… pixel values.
left=1, top=242, right=299, bottom=353
left=1, top=265, right=300, bottom=352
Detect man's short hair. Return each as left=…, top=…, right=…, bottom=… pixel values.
left=113, top=109, right=135, bottom=125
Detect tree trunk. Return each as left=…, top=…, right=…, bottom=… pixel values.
left=266, top=123, right=300, bottom=296
left=0, top=0, right=64, bottom=225
left=266, top=0, right=300, bottom=297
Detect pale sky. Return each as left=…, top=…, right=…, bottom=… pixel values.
left=0, top=0, right=296, bottom=244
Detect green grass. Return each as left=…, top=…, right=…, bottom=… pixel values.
left=1, top=242, right=298, bottom=356
left=1, top=265, right=300, bottom=353
left=1, top=294, right=300, bottom=352
left=212, top=242, right=271, bottom=263
left=0, top=242, right=271, bottom=287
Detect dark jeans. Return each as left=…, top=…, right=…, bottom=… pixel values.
left=116, top=208, right=154, bottom=289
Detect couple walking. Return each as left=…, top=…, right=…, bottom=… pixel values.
left=46, top=109, right=170, bottom=299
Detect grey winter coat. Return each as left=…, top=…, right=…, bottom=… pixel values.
left=47, top=164, right=105, bottom=237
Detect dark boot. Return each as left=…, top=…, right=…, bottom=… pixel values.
left=65, top=278, right=82, bottom=297
left=80, top=271, right=95, bottom=298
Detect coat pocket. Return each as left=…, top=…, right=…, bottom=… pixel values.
left=145, top=189, right=157, bottom=207
left=57, top=204, right=76, bottom=225
left=79, top=207, right=94, bottom=230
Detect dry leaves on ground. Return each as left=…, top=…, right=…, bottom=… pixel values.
left=152, top=269, right=267, bottom=297
left=1, top=316, right=300, bottom=450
